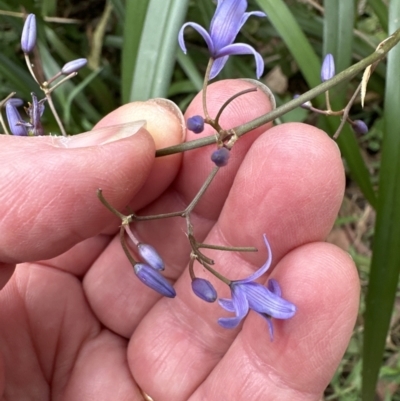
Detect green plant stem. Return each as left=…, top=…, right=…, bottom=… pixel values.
left=156, top=28, right=400, bottom=157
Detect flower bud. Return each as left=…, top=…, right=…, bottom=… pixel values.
left=5, top=101, right=28, bottom=136
left=352, top=119, right=368, bottom=135
left=21, top=14, right=36, bottom=54
left=137, top=243, right=165, bottom=271
left=320, top=53, right=335, bottom=82
left=187, top=115, right=204, bottom=133
left=134, top=263, right=176, bottom=298
left=211, top=147, right=230, bottom=167
left=61, top=58, right=88, bottom=75
left=191, top=278, right=217, bottom=303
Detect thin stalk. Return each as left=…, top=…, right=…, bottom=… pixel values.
left=185, top=166, right=219, bottom=214
left=156, top=29, right=400, bottom=157
left=203, top=59, right=214, bottom=120
left=333, top=82, right=362, bottom=139
left=198, top=243, right=258, bottom=252
left=44, top=92, right=67, bottom=136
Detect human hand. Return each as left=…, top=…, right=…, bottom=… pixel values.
left=0, top=79, right=359, bottom=400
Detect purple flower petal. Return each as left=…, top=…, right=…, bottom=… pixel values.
left=209, top=56, right=230, bottom=79
left=216, top=43, right=264, bottom=78
left=243, top=282, right=296, bottom=319
left=240, top=234, right=272, bottom=283
left=267, top=279, right=281, bottom=297
left=5, top=102, right=28, bottom=136
left=218, top=298, right=235, bottom=312
left=239, top=11, right=267, bottom=30
left=218, top=315, right=243, bottom=329
left=210, top=0, right=247, bottom=50
left=178, top=22, right=214, bottom=55
left=261, top=315, right=274, bottom=341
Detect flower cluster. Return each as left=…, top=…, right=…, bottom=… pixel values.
left=2, top=13, right=87, bottom=137
left=4, top=2, right=300, bottom=341
left=294, top=53, right=368, bottom=138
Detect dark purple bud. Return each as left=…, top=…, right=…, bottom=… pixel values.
left=211, top=147, right=230, bottom=167
left=352, top=120, right=368, bottom=135
left=293, top=94, right=311, bottom=109
left=137, top=243, right=165, bottom=271
left=61, top=58, right=88, bottom=75
left=321, top=53, right=335, bottom=82
left=134, top=263, right=176, bottom=298
left=187, top=115, right=204, bottom=134
left=8, top=98, right=24, bottom=107
left=5, top=101, right=28, bottom=136
left=21, top=14, right=36, bottom=54
left=191, top=278, right=217, bottom=303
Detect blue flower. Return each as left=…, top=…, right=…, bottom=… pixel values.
left=218, top=234, right=296, bottom=340
left=178, top=0, right=266, bottom=79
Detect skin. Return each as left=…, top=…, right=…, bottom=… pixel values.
left=0, top=80, right=359, bottom=401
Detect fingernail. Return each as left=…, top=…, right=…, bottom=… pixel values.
left=240, top=79, right=276, bottom=110
left=147, top=98, right=185, bottom=141
left=53, top=120, right=146, bottom=148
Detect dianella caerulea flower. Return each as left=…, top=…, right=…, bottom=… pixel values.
left=218, top=234, right=296, bottom=340
left=178, top=0, right=266, bottom=79
left=5, top=93, right=46, bottom=136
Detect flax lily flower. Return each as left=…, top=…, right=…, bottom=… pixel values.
left=178, top=0, right=266, bottom=79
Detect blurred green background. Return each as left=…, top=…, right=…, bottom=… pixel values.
left=1, top=1, right=399, bottom=400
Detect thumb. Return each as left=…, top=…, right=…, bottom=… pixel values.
left=0, top=121, right=155, bottom=264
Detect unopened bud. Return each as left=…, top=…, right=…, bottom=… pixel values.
left=134, top=263, right=176, bottom=298
left=137, top=243, right=165, bottom=271
left=211, top=147, right=230, bottom=167
left=352, top=120, right=368, bottom=135
left=61, top=58, right=87, bottom=75
left=191, top=278, right=217, bottom=302
left=21, top=14, right=36, bottom=54
left=321, top=53, right=335, bottom=82
left=187, top=115, right=204, bottom=134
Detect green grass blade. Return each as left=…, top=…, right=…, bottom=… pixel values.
left=176, top=50, right=203, bottom=92
left=124, top=0, right=189, bottom=102
left=367, top=0, right=388, bottom=33
left=121, top=0, right=150, bottom=103
left=255, top=0, right=321, bottom=96
left=362, top=2, right=400, bottom=400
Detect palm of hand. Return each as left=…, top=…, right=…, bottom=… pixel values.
left=0, top=81, right=359, bottom=401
